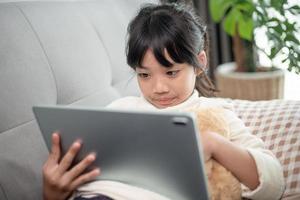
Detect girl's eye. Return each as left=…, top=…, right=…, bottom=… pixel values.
left=166, top=70, right=179, bottom=77
left=138, top=73, right=149, bottom=78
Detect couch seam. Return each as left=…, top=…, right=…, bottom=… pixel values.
left=78, top=2, right=137, bottom=91
left=0, top=183, right=8, bottom=200
left=77, top=1, right=115, bottom=86
left=65, top=87, right=119, bottom=105
left=0, top=119, right=34, bottom=135
left=0, top=89, right=109, bottom=134
left=0, top=88, right=117, bottom=134
left=14, top=3, right=59, bottom=104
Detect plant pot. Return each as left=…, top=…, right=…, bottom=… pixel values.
left=215, top=62, right=285, bottom=100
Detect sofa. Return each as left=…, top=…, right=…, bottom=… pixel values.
left=0, top=0, right=299, bottom=200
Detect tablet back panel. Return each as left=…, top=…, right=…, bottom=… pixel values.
left=33, top=106, right=209, bottom=200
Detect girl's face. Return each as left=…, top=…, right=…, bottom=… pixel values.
left=136, top=49, right=205, bottom=109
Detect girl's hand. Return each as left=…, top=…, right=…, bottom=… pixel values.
left=43, top=133, right=100, bottom=200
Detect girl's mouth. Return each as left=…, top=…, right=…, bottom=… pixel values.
left=153, top=97, right=176, bottom=107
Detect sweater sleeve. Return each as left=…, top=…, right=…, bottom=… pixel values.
left=223, top=109, right=285, bottom=200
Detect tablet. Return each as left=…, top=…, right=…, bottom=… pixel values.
left=33, top=105, right=209, bottom=200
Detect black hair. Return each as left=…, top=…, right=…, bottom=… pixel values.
left=126, top=3, right=217, bottom=97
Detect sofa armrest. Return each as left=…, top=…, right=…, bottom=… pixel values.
left=230, top=99, right=300, bottom=199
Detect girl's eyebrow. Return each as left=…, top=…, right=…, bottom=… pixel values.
left=137, top=65, right=148, bottom=69
left=137, top=64, right=179, bottom=70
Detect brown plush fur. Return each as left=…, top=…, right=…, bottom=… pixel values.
left=189, top=107, right=242, bottom=200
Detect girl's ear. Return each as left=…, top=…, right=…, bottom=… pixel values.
left=197, top=51, right=208, bottom=69
left=194, top=51, right=207, bottom=76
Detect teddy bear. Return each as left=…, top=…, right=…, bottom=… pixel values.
left=190, top=107, right=242, bottom=200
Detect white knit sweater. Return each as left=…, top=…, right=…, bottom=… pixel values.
left=73, top=91, right=284, bottom=200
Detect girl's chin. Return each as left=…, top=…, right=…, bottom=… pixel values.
left=154, top=103, right=172, bottom=109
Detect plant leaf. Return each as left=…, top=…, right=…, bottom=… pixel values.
left=285, top=34, right=300, bottom=45
left=209, top=0, right=234, bottom=22
left=289, top=5, right=300, bottom=14
left=236, top=0, right=255, bottom=14
left=270, top=46, right=280, bottom=58
left=223, top=7, right=240, bottom=36
left=237, top=15, right=254, bottom=40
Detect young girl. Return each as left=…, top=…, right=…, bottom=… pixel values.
left=43, top=3, right=284, bottom=200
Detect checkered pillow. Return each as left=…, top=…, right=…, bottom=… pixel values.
left=230, top=99, right=300, bottom=199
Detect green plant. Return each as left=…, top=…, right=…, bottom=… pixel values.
left=209, top=0, right=300, bottom=74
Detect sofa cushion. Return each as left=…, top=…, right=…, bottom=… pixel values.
left=0, top=0, right=151, bottom=199
left=231, top=99, right=300, bottom=199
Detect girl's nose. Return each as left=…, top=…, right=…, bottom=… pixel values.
left=153, top=78, right=169, bottom=94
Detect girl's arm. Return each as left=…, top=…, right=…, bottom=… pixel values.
left=205, top=132, right=259, bottom=189
left=43, top=133, right=100, bottom=200
left=201, top=108, right=284, bottom=199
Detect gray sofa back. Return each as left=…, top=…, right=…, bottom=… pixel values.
left=0, top=0, right=152, bottom=199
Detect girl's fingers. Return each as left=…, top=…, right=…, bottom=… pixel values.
left=47, top=133, right=61, bottom=165
left=57, top=140, right=82, bottom=174
left=64, top=153, right=97, bottom=181
left=69, top=168, right=101, bottom=191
